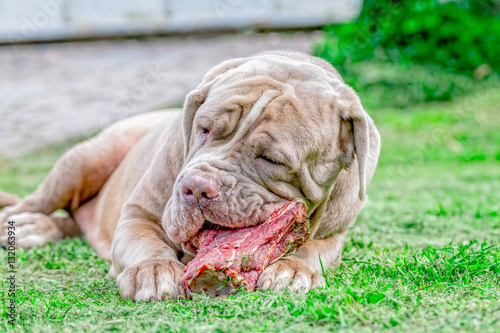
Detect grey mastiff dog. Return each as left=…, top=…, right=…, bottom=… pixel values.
left=0, top=51, right=380, bottom=301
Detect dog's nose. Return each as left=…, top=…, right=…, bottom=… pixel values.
left=181, top=174, right=220, bottom=205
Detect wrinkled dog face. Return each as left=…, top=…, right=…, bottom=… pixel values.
left=163, top=51, right=367, bottom=246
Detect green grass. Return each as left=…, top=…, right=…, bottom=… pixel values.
left=1, top=87, right=499, bottom=332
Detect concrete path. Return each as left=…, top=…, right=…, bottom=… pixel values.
left=0, top=32, right=320, bottom=156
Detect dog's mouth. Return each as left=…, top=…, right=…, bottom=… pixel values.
left=185, top=219, right=246, bottom=247
left=199, top=220, right=220, bottom=232
left=181, top=220, right=223, bottom=255
left=182, top=215, right=270, bottom=255
left=181, top=200, right=308, bottom=256
left=174, top=198, right=296, bottom=249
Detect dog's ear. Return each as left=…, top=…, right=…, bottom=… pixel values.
left=337, top=94, right=370, bottom=201
left=183, top=58, right=248, bottom=158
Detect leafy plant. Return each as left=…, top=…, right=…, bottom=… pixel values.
left=315, top=0, right=500, bottom=107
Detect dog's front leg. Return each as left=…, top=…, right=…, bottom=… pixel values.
left=257, top=230, right=348, bottom=292
left=109, top=142, right=187, bottom=301
left=110, top=213, right=187, bottom=301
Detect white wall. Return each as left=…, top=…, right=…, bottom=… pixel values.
left=0, top=0, right=362, bottom=43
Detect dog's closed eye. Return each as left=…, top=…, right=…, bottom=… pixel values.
left=258, top=155, right=284, bottom=166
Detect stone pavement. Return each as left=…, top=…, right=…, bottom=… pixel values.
left=0, top=32, right=320, bottom=157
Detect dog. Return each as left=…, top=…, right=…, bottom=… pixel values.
left=0, top=50, right=380, bottom=301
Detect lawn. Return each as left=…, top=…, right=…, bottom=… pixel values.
left=1, top=86, right=499, bottom=332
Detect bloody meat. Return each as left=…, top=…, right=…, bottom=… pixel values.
left=182, top=199, right=311, bottom=294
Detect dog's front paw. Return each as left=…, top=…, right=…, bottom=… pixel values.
left=1, top=212, right=62, bottom=248
left=257, top=259, right=326, bottom=293
left=116, top=258, right=188, bottom=301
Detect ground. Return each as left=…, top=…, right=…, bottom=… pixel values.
left=0, top=86, right=499, bottom=332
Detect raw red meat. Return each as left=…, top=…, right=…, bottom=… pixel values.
left=182, top=199, right=311, bottom=295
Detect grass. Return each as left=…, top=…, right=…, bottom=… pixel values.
left=1, top=87, right=499, bottom=332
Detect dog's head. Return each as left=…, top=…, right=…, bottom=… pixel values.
left=163, top=51, right=372, bottom=245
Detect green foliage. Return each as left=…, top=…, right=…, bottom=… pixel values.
left=315, top=0, right=500, bottom=107
left=466, top=0, right=500, bottom=16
